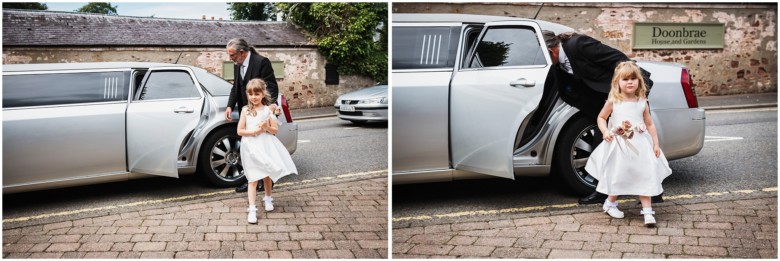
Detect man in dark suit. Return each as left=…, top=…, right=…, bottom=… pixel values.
left=543, top=31, right=662, bottom=204
left=544, top=31, right=627, bottom=118
left=225, top=38, right=279, bottom=193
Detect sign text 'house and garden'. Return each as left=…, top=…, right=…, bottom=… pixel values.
left=633, top=23, right=725, bottom=49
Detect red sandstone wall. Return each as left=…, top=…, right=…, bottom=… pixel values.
left=393, top=2, right=778, bottom=96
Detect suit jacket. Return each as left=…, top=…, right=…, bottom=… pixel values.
left=557, top=34, right=628, bottom=118
left=553, top=66, right=607, bottom=119
left=560, top=34, right=629, bottom=94
left=227, top=52, right=279, bottom=110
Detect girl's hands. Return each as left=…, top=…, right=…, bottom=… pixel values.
left=253, top=118, right=277, bottom=136
left=653, top=145, right=661, bottom=158
left=256, top=120, right=267, bottom=136
left=602, top=130, right=613, bottom=142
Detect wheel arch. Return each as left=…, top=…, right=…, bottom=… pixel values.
left=191, top=122, right=238, bottom=173
left=543, top=103, right=582, bottom=165
left=509, top=101, right=582, bottom=175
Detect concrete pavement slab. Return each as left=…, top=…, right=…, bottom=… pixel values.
left=3, top=172, right=388, bottom=259
left=392, top=189, right=777, bottom=259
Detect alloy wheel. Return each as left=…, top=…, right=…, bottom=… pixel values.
left=568, top=123, right=601, bottom=189
left=209, top=135, right=244, bottom=182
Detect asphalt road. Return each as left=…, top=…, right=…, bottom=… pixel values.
left=393, top=107, right=777, bottom=220
left=2, top=117, right=388, bottom=222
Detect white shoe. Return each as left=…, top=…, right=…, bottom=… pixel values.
left=603, top=200, right=624, bottom=219
left=641, top=209, right=656, bottom=227
left=263, top=196, right=274, bottom=212
left=247, top=206, right=258, bottom=224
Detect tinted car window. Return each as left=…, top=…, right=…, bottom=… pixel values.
left=192, top=67, right=232, bottom=96
left=3, top=71, right=129, bottom=108
left=139, top=71, right=199, bottom=100
left=468, top=26, right=546, bottom=68
left=393, top=26, right=461, bottom=70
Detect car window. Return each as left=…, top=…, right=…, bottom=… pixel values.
left=132, top=70, right=147, bottom=98
left=392, top=26, right=461, bottom=70
left=461, top=26, right=483, bottom=67
left=467, top=26, right=546, bottom=68
left=139, top=70, right=199, bottom=100
left=192, top=67, right=232, bottom=96
left=3, top=71, right=129, bottom=108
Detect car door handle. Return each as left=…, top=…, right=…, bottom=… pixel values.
left=174, top=106, right=194, bottom=113
left=509, top=78, right=536, bottom=87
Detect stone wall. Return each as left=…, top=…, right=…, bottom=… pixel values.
left=2, top=47, right=376, bottom=109
left=394, top=2, right=778, bottom=96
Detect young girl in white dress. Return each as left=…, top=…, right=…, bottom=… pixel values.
left=584, top=61, right=672, bottom=227
left=237, top=79, right=298, bottom=224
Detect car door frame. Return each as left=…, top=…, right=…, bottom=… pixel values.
left=449, top=20, right=552, bottom=180
left=126, top=66, right=205, bottom=178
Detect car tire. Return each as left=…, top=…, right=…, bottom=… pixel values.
left=198, top=127, right=245, bottom=188
left=553, top=116, right=603, bottom=196
left=349, top=120, right=368, bottom=124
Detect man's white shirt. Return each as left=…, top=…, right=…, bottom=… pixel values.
left=240, top=52, right=251, bottom=79
left=558, top=44, right=574, bottom=75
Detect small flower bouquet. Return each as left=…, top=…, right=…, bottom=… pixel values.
left=270, top=104, right=281, bottom=116
left=612, top=120, right=646, bottom=139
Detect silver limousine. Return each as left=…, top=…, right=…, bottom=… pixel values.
left=392, top=14, right=706, bottom=195
left=3, top=62, right=298, bottom=193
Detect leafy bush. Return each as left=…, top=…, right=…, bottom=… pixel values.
left=277, top=3, right=387, bottom=82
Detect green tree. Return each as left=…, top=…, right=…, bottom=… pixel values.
left=77, top=2, right=118, bottom=15
left=277, top=3, right=387, bottom=82
left=228, top=2, right=276, bottom=21
left=2, top=2, right=48, bottom=10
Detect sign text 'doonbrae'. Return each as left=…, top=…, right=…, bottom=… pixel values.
left=634, top=23, right=724, bottom=49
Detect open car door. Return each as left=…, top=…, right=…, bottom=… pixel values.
left=449, top=21, right=551, bottom=179
left=127, top=67, right=204, bottom=177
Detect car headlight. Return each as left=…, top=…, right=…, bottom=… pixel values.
left=334, top=98, right=342, bottom=106
left=359, top=97, right=388, bottom=105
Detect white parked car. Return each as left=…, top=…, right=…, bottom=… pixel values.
left=3, top=62, right=298, bottom=193
left=334, top=84, right=388, bottom=124
left=392, top=14, right=705, bottom=195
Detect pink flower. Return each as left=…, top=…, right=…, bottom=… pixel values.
left=622, top=120, right=632, bottom=129
left=615, top=128, right=625, bottom=136
left=637, top=123, right=647, bottom=133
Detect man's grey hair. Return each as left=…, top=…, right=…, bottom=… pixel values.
left=226, top=38, right=258, bottom=54
left=542, top=30, right=559, bottom=49
left=543, top=30, right=579, bottom=49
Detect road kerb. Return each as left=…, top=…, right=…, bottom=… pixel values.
left=3, top=170, right=387, bottom=228
left=393, top=187, right=777, bottom=223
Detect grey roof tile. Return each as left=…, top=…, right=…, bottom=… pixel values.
left=2, top=9, right=314, bottom=47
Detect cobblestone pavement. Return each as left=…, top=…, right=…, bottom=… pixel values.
left=393, top=190, right=777, bottom=259
left=3, top=174, right=388, bottom=259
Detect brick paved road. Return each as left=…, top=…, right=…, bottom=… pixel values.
left=393, top=191, right=777, bottom=259
left=3, top=174, right=388, bottom=259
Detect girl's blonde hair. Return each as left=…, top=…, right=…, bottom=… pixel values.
left=245, top=79, right=271, bottom=116
left=608, top=61, right=648, bottom=102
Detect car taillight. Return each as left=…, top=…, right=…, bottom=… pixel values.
left=281, top=95, right=293, bottom=123
left=681, top=67, right=699, bottom=108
